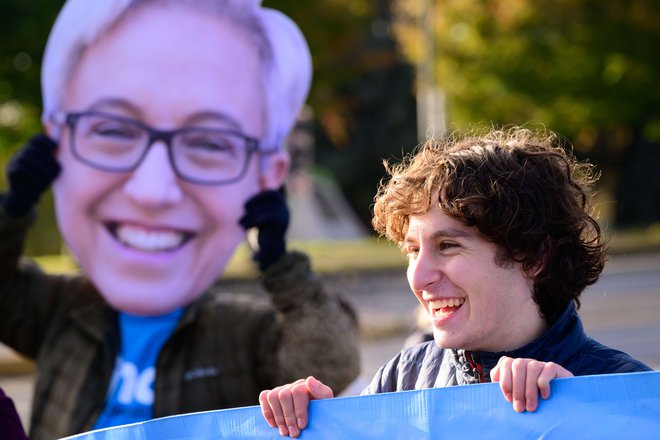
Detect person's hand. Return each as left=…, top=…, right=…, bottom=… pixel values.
left=259, top=376, right=334, bottom=438
left=239, top=187, right=289, bottom=271
left=490, top=356, right=573, bottom=413
left=4, top=134, right=60, bottom=217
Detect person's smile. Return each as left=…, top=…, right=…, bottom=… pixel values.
left=107, top=221, right=195, bottom=253
left=427, top=297, right=466, bottom=325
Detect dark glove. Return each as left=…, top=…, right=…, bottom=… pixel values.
left=3, top=134, right=60, bottom=217
left=239, top=187, right=289, bottom=271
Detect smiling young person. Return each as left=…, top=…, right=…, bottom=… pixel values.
left=258, top=127, right=651, bottom=438
left=0, top=1, right=359, bottom=439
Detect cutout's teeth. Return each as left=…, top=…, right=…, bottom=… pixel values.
left=116, top=225, right=185, bottom=252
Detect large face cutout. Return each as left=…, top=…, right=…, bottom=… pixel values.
left=52, top=4, right=285, bottom=315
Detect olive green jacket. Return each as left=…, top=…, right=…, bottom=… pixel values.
left=0, top=207, right=360, bottom=440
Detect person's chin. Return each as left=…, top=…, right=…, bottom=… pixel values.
left=102, top=287, right=185, bottom=316
left=431, top=330, right=461, bottom=350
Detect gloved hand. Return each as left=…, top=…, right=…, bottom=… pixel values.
left=239, top=187, right=289, bottom=272
left=3, top=134, right=60, bottom=217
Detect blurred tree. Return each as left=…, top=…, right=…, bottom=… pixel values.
left=0, top=1, right=62, bottom=150
left=0, top=0, right=64, bottom=255
left=271, top=0, right=418, bottom=227
left=9, top=0, right=657, bottom=241
left=392, top=0, right=660, bottom=226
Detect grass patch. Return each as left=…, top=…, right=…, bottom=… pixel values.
left=605, top=223, right=660, bottom=255
left=186, top=238, right=405, bottom=279
left=34, top=238, right=406, bottom=277
left=34, top=254, right=80, bottom=274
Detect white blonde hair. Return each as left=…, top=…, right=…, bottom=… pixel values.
left=41, top=0, right=312, bottom=151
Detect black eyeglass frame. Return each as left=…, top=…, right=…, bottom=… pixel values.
left=59, top=111, right=268, bottom=186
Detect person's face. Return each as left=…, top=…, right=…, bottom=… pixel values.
left=50, top=5, right=287, bottom=315
left=404, top=202, right=546, bottom=352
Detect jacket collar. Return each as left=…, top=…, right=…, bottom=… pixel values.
left=462, top=302, right=588, bottom=376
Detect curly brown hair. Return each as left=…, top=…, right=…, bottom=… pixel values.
left=372, top=126, right=606, bottom=324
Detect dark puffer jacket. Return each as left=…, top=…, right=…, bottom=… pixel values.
left=0, top=207, right=360, bottom=440
left=363, top=303, right=651, bottom=394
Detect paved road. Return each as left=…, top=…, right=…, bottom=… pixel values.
left=1, top=252, right=659, bottom=430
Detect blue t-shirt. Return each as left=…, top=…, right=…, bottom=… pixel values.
left=93, top=308, right=183, bottom=429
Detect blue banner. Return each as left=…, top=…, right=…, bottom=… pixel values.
left=63, top=371, right=660, bottom=439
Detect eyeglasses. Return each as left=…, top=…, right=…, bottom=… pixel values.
left=58, top=111, right=264, bottom=185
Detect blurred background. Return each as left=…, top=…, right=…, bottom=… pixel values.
left=0, top=0, right=659, bottom=429
left=1, top=0, right=660, bottom=246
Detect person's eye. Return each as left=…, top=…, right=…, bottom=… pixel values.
left=90, top=121, right=140, bottom=139
left=438, top=241, right=460, bottom=252
left=182, top=134, right=236, bottom=154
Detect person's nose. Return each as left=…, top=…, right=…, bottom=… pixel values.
left=123, top=142, right=183, bottom=207
left=407, top=248, right=439, bottom=294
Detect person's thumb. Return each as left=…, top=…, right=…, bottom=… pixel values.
left=490, top=364, right=500, bottom=382
left=305, top=376, right=334, bottom=400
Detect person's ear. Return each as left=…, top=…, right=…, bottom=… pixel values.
left=528, top=262, right=544, bottom=278
left=259, top=150, right=289, bottom=190
left=42, top=120, right=62, bottom=156
left=43, top=119, right=57, bottom=138
left=527, top=237, right=552, bottom=278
